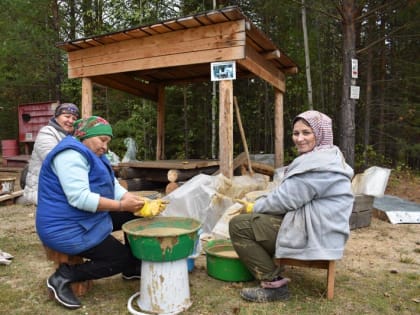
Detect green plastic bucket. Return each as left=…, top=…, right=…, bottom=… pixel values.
left=122, top=217, right=201, bottom=262
left=204, top=239, right=254, bottom=282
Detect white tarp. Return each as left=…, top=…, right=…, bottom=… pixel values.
left=161, top=173, right=269, bottom=235
left=374, top=195, right=420, bottom=224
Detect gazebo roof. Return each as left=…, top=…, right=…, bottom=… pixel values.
left=56, top=6, right=298, bottom=101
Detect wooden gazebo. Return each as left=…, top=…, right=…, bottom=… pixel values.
left=57, top=6, right=298, bottom=179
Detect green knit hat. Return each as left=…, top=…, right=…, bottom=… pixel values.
left=73, top=116, right=113, bottom=141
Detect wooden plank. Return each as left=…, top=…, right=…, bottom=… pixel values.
left=0, top=190, right=23, bottom=203
left=165, top=166, right=219, bottom=182
left=68, top=20, right=245, bottom=65
left=205, top=10, right=230, bottom=23
left=67, top=21, right=246, bottom=78
left=162, top=20, right=186, bottom=31
left=246, top=23, right=277, bottom=52
left=119, top=160, right=219, bottom=170
left=194, top=14, right=215, bottom=26
left=106, top=32, right=132, bottom=41
left=274, top=89, right=284, bottom=168
left=92, top=74, right=159, bottom=101
left=277, top=258, right=330, bottom=269
left=0, top=167, right=23, bottom=172
left=238, top=45, right=286, bottom=92
left=81, top=39, right=103, bottom=48
left=119, top=166, right=219, bottom=183
left=69, top=46, right=246, bottom=78
left=119, top=168, right=169, bottom=182
left=123, top=28, right=150, bottom=39
left=139, top=26, right=159, bottom=36
left=176, top=16, right=202, bottom=28
left=242, top=161, right=274, bottom=177
left=81, top=78, right=93, bottom=117
left=221, top=7, right=246, bottom=21
left=149, top=23, right=173, bottom=34
left=93, top=35, right=118, bottom=45
left=219, top=80, right=234, bottom=179
left=246, top=23, right=298, bottom=70
left=263, top=50, right=281, bottom=60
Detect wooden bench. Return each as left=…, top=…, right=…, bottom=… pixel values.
left=44, top=246, right=93, bottom=296
left=276, top=258, right=336, bottom=300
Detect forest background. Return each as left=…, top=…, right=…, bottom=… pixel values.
left=0, top=0, right=418, bottom=173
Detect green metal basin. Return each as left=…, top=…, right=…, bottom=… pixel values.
left=204, top=239, right=254, bottom=282
left=122, top=217, right=201, bottom=262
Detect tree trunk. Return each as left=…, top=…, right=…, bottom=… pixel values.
left=50, top=0, right=62, bottom=100
left=183, top=85, right=189, bottom=158
left=364, top=47, right=373, bottom=168
left=301, top=0, right=313, bottom=109
left=378, top=14, right=386, bottom=156
left=338, top=0, right=359, bottom=168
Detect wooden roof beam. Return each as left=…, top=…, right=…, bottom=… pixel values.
left=92, top=74, right=159, bottom=101
left=238, top=45, right=286, bottom=92
left=263, top=50, right=280, bottom=60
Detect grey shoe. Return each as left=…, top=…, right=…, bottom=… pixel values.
left=240, top=285, right=290, bottom=302
left=47, top=268, right=81, bottom=309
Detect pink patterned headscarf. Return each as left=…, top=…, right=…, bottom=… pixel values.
left=293, top=110, right=333, bottom=151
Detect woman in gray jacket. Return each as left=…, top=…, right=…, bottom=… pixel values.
left=229, top=110, right=354, bottom=302
left=23, top=103, right=79, bottom=204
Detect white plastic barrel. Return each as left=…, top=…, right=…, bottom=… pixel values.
left=128, top=259, right=191, bottom=315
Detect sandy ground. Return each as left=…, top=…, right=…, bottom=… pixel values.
left=1, top=168, right=420, bottom=282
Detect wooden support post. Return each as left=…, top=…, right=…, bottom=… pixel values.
left=219, top=80, right=233, bottom=179
left=81, top=78, right=93, bottom=118
left=156, top=85, right=165, bottom=160
left=274, top=88, right=284, bottom=168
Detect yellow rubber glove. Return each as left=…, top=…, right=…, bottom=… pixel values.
left=134, top=198, right=169, bottom=217
left=234, top=199, right=255, bottom=213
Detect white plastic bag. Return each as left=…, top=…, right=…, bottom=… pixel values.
left=105, top=150, right=120, bottom=165
left=122, top=137, right=138, bottom=162
left=352, top=166, right=391, bottom=197
left=211, top=203, right=243, bottom=239
left=162, top=173, right=270, bottom=235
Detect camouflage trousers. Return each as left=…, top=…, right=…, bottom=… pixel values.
left=229, top=213, right=284, bottom=281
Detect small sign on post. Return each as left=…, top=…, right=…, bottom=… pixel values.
left=211, top=61, right=236, bottom=81
left=350, top=85, right=360, bottom=99
left=351, top=58, right=358, bottom=79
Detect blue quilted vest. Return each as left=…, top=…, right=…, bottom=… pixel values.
left=36, top=136, right=114, bottom=255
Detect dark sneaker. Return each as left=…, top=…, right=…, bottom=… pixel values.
left=240, top=285, right=290, bottom=303
left=47, top=272, right=81, bottom=309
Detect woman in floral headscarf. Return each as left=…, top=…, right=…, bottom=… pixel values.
left=229, top=110, right=354, bottom=302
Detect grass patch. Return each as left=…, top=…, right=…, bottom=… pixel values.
left=1, top=203, right=420, bottom=315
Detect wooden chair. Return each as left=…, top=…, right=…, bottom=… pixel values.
left=44, top=246, right=93, bottom=296
left=276, top=258, right=336, bottom=300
